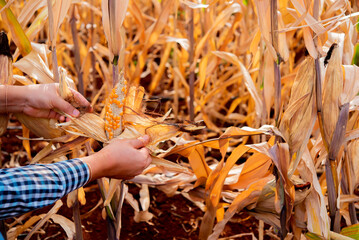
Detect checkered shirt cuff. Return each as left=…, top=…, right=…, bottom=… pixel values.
left=0, top=158, right=90, bottom=219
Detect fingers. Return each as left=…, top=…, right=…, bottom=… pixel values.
left=129, top=135, right=150, bottom=148
left=23, top=107, right=59, bottom=120
left=70, top=88, right=93, bottom=113
left=52, top=97, right=80, bottom=117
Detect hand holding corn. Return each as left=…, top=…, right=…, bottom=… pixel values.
left=81, top=135, right=152, bottom=181
left=0, top=83, right=92, bottom=121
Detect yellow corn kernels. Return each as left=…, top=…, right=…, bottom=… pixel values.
left=104, top=79, right=127, bottom=140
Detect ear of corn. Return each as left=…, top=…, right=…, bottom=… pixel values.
left=15, top=114, right=64, bottom=139
left=322, top=44, right=343, bottom=144
left=0, top=32, right=13, bottom=135
left=279, top=57, right=316, bottom=156
left=105, top=75, right=127, bottom=140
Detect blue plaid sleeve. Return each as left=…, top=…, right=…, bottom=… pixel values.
left=0, top=158, right=90, bottom=220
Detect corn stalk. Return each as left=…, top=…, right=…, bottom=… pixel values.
left=270, top=0, right=286, bottom=238
left=70, top=6, right=84, bottom=95
left=188, top=7, right=195, bottom=121
left=46, top=0, right=60, bottom=83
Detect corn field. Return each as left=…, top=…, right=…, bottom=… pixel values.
left=1, top=0, right=359, bottom=239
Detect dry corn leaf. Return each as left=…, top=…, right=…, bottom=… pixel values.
left=193, top=3, right=242, bottom=68
left=13, top=50, right=53, bottom=83
left=7, top=215, right=42, bottom=240
left=24, top=200, right=63, bottom=240
left=268, top=143, right=295, bottom=229
left=229, top=152, right=272, bottom=189
left=342, top=65, right=359, bottom=104
left=0, top=0, right=32, bottom=56
left=208, top=177, right=270, bottom=240
left=298, top=148, right=330, bottom=238
left=50, top=0, right=72, bottom=47
left=18, top=0, right=46, bottom=27
left=50, top=214, right=75, bottom=240
left=102, top=0, right=129, bottom=59
left=212, top=51, right=263, bottom=118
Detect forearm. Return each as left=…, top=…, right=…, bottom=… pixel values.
left=0, top=159, right=89, bottom=220
left=0, top=85, right=26, bottom=114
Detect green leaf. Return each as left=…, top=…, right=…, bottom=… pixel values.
left=243, top=0, right=248, bottom=6
left=352, top=43, right=359, bottom=66
left=356, top=18, right=359, bottom=32
left=0, top=0, right=32, bottom=56
left=341, top=223, right=359, bottom=239
left=305, top=232, right=325, bottom=240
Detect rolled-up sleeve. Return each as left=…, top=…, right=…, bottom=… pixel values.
left=0, top=159, right=89, bottom=219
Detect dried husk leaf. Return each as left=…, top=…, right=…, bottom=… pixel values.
left=279, top=57, right=316, bottom=156
left=50, top=214, right=76, bottom=240
left=59, top=113, right=107, bottom=143
left=322, top=44, right=343, bottom=144
left=15, top=114, right=64, bottom=139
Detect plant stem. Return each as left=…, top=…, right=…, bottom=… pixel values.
left=72, top=193, right=83, bottom=240
left=173, top=1, right=179, bottom=120
left=340, top=154, right=358, bottom=225
left=188, top=8, right=195, bottom=122
left=47, top=0, right=59, bottom=83
left=90, top=0, right=96, bottom=98
left=70, top=6, right=84, bottom=95
left=271, top=0, right=281, bottom=126
left=271, top=1, right=286, bottom=238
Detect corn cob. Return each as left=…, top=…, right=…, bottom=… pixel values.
left=0, top=32, right=13, bottom=136
left=104, top=76, right=127, bottom=140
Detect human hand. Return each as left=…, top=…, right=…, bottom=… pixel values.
left=82, top=135, right=152, bottom=181
left=22, top=83, right=92, bottom=121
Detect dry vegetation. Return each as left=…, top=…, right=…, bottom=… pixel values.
left=1, top=0, right=359, bottom=239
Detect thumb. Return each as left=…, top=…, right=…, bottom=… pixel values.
left=129, top=135, right=150, bottom=148
left=53, top=97, right=80, bottom=117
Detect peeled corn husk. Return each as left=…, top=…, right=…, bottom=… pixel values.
left=279, top=57, right=316, bottom=155
left=322, top=44, right=343, bottom=144
left=15, top=114, right=64, bottom=139
left=59, top=112, right=107, bottom=143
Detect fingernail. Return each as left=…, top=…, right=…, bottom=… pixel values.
left=72, top=109, right=80, bottom=117
left=141, top=135, right=150, bottom=141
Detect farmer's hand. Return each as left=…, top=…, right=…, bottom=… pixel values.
left=82, top=135, right=152, bottom=181
left=1, top=83, right=92, bottom=121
